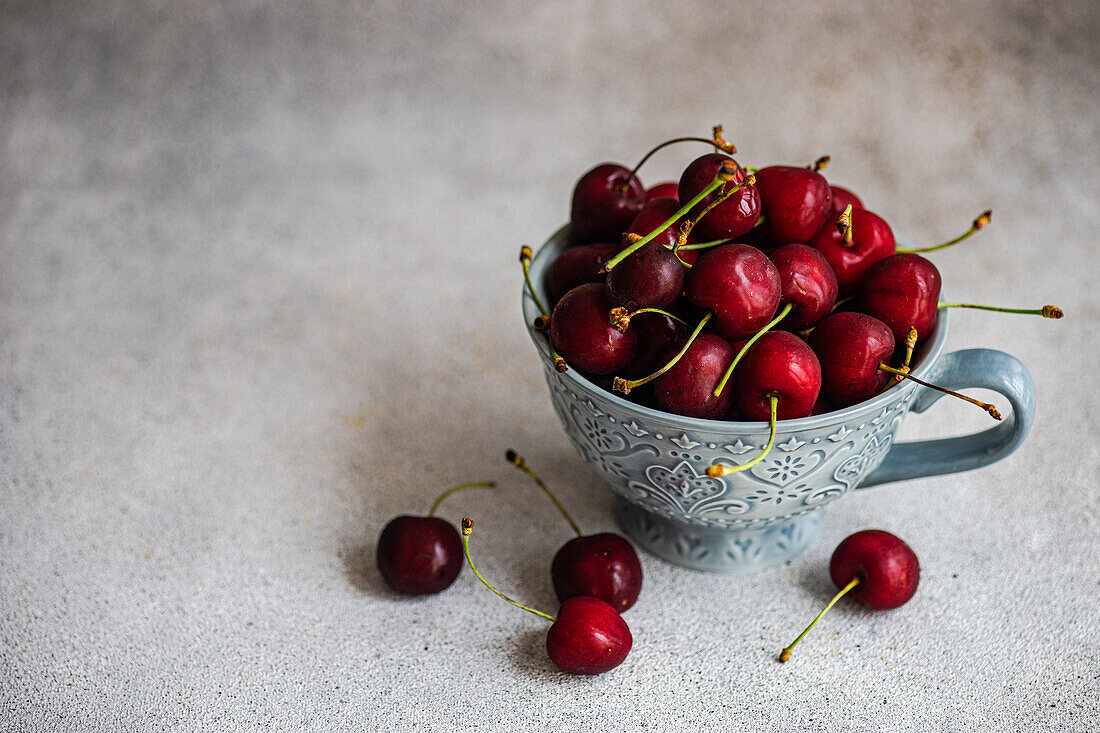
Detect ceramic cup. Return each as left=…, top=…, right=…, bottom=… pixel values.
left=523, top=227, right=1036, bottom=573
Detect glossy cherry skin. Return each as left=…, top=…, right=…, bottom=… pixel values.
left=685, top=243, right=781, bottom=341
left=551, top=533, right=643, bottom=612
left=770, top=243, right=839, bottom=331
left=829, top=530, right=920, bottom=610
left=626, top=196, right=698, bottom=265
left=830, top=185, right=864, bottom=215
left=734, top=332, right=821, bottom=420
left=859, top=253, right=942, bottom=344
left=808, top=312, right=895, bottom=407
left=754, top=165, right=833, bottom=245
left=621, top=312, right=690, bottom=381
left=652, top=332, right=735, bottom=419
left=809, top=208, right=896, bottom=295
left=546, top=596, right=632, bottom=675
left=677, top=153, right=761, bottom=241
left=376, top=516, right=463, bottom=595
left=605, top=241, right=685, bottom=311
left=570, top=163, right=646, bottom=244
left=645, top=181, right=679, bottom=202
left=545, top=242, right=619, bottom=306
left=551, top=283, right=637, bottom=374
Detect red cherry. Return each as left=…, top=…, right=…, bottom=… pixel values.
left=677, top=153, right=761, bottom=240
left=769, top=243, right=839, bottom=331
left=550, top=283, right=637, bottom=374
left=552, top=533, right=643, bottom=613
left=570, top=163, right=646, bottom=244
left=605, top=240, right=685, bottom=311
left=546, top=596, right=633, bottom=675
left=685, top=243, right=781, bottom=341
left=859, top=253, right=942, bottom=344
left=376, top=516, right=463, bottom=595
left=830, top=529, right=920, bottom=610
left=652, top=332, right=736, bottom=419
left=830, top=184, right=864, bottom=215
left=545, top=242, right=619, bottom=306
left=620, top=311, right=690, bottom=381
left=645, top=181, right=680, bottom=202
left=809, top=208, right=896, bottom=295
left=807, top=312, right=895, bottom=407
left=754, top=165, right=833, bottom=245
left=734, top=332, right=821, bottom=420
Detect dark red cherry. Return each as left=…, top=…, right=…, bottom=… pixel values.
left=570, top=163, right=646, bottom=244
left=645, top=181, right=679, bottom=202
left=652, top=332, right=735, bottom=419
left=734, top=332, right=821, bottom=420
left=830, top=530, right=920, bottom=610
left=621, top=312, right=690, bottom=380
left=677, top=153, right=761, bottom=240
left=626, top=196, right=698, bottom=265
left=769, top=243, right=839, bottom=331
left=546, top=596, right=633, bottom=675
left=809, top=208, right=896, bottom=295
left=376, top=516, right=463, bottom=595
left=551, top=533, right=643, bottom=613
left=808, top=312, right=895, bottom=407
left=830, top=185, right=864, bottom=215
left=605, top=241, right=685, bottom=311
left=859, top=253, right=942, bottom=344
left=754, top=165, right=833, bottom=245
left=685, top=243, right=781, bottom=341
left=550, top=283, right=637, bottom=374
left=545, top=242, right=619, bottom=305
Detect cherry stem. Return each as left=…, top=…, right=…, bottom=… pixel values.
left=674, top=175, right=756, bottom=250
left=505, top=450, right=582, bottom=537
left=520, top=245, right=568, bottom=372
left=674, top=238, right=732, bottom=251
left=619, top=130, right=736, bottom=191
left=778, top=576, right=860, bottom=663
left=878, top=363, right=1002, bottom=420
left=712, top=302, right=795, bottom=397
left=897, top=210, right=992, bottom=254
left=888, top=326, right=919, bottom=387
left=938, top=302, right=1064, bottom=319
left=603, top=163, right=740, bottom=272
left=461, top=518, right=556, bottom=622
left=609, top=306, right=690, bottom=333
left=612, top=313, right=712, bottom=394
left=427, top=481, right=495, bottom=517
left=706, top=395, right=779, bottom=477
left=811, top=155, right=830, bottom=172
left=836, top=204, right=854, bottom=246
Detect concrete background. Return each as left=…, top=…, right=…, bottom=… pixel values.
left=1, top=1, right=1097, bottom=730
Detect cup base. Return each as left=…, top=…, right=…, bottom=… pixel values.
left=615, top=498, right=827, bottom=573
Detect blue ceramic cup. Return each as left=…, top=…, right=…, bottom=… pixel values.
left=524, top=227, right=1036, bottom=572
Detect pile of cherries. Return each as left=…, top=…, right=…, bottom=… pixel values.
left=526, top=127, right=1061, bottom=470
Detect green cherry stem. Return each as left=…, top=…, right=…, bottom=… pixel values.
left=603, top=162, right=740, bottom=272
left=712, top=302, right=795, bottom=398
left=706, top=394, right=779, bottom=477
left=674, top=238, right=733, bottom=251
left=609, top=306, right=690, bottom=332
left=778, top=576, right=860, bottom=663
left=938, top=302, right=1064, bottom=319
left=505, top=450, right=582, bottom=537
left=619, top=129, right=736, bottom=192
left=613, top=312, right=713, bottom=395
left=884, top=326, right=919, bottom=389
left=897, top=210, right=992, bottom=254
left=674, top=175, right=757, bottom=250
left=878, top=363, right=1002, bottom=420
left=837, top=204, right=854, bottom=246
left=427, top=481, right=496, bottom=517
left=520, top=245, right=568, bottom=372
left=461, top=518, right=556, bottom=622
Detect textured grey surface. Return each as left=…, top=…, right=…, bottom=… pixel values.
left=1, top=1, right=1098, bottom=731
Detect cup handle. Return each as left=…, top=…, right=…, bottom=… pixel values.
left=858, top=348, right=1036, bottom=488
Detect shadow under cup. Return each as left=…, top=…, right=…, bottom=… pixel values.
left=523, top=227, right=1035, bottom=573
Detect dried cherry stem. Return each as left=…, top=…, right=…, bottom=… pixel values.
left=674, top=174, right=757, bottom=250
left=897, top=210, right=992, bottom=254
left=505, top=450, right=582, bottom=537
left=520, top=245, right=568, bottom=372
left=427, top=481, right=495, bottom=517
left=603, top=162, right=740, bottom=272
left=778, top=576, right=860, bottom=663
left=938, top=302, right=1064, bottom=319
left=609, top=306, right=689, bottom=333
left=878, top=363, right=1002, bottom=420
left=618, top=128, right=736, bottom=192
left=612, top=313, right=713, bottom=395
left=712, top=303, right=795, bottom=398
left=461, top=518, right=556, bottom=622
left=836, top=204, right=854, bottom=246
left=888, top=326, right=919, bottom=387
left=811, top=155, right=830, bottom=172
left=706, top=394, right=779, bottom=477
